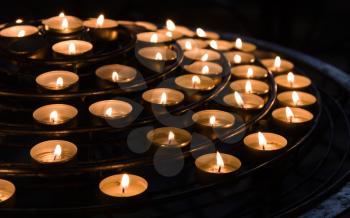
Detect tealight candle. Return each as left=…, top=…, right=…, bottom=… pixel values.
left=277, top=91, right=317, bottom=107
left=89, top=100, right=133, bottom=120
left=196, top=27, right=220, bottom=40
left=147, top=127, right=191, bottom=148
left=261, top=56, right=294, bottom=74
left=274, top=72, right=311, bottom=89
left=157, top=29, right=183, bottom=41
left=42, top=12, right=83, bottom=34
left=30, top=140, right=77, bottom=164
left=272, top=107, right=313, bottom=125
left=134, top=21, right=157, bottom=31
left=83, top=14, right=119, bottom=41
left=36, top=70, right=79, bottom=90
left=0, top=179, right=15, bottom=204
left=223, top=91, right=264, bottom=110
left=176, top=38, right=208, bottom=50
left=184, top=48, right=220, bottom=61
left=52, top=40, right=93, bottom=56
left=137, top=46, right=177, bottom=73
left=136, top=32, right=172, bottom=43
left=244, top=132, right=287, bottom=151
left=233, top=38, right=256, bottom=52
left=165, top=20, right=195, bottom=37
left=195, top=151, right=241, bottom=174
left=192, top=110, right=235, bottom=128
left=175, top=74, right=215, bottom=91
left=95, top=64, right=137, bottom=83
left=183, top=61, right=223, bottom=76
left=99, top=173, right=148, bottom=198
left=142, top=88, right=184, bottom=106
left=0, top=25, right=38, bottom=38
left=230, top=65, right=268, bottom=79
left=224, top=51, right=255, bottom=65
left=209, top=39, right=234, bottom=51
left=33, top=104, right=78, bottom=125
left=230, top=79, right=269, bottom=95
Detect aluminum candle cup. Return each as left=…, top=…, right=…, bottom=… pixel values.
left=243, top=132, right=288, bottom=157
left=157, top=29, right=183, bottom=41
left=99, top=174, right=148, bottom=198
left=0, top=25, right=38, bottom=38
left=36, top=70, right=79, bottom=90
left=233, top=38, right=256, bottom=52
left=274, top=72, right=311, bottom=90
left=230, top=65, right=268, bottom=79
left=230, top=79, right=269, bottom=95
left=42, top=14, right=83, bottom=34
left=147, top=127, right=191, bottom=148
left=89, top=100, right=133, bottom=120
left=134, top=21, right=157, bottom=31
left=272, top=107, right=314, bottom=132
left=30, top=140, right=77, bottom=164
left=137, top=46, right=177, bottom=73
left=165, top=20, right=195, bottom=37
left=261, top=56, right=294, bottom=74
left=183, top=61, right=223, bottom=76
left=176, top=38, right=208, bottom=50
left=175, top=74, right=215, bottom=91
left=0, top=179, right=15, bottom=204
left=52, top=40, right=93, bottom=56
left=95, top=64, right=137, bottom=84
left=142, top=88, right=184, bottom=106
left=223, top=92, right=264, bottom=110
left=33, top=104, right=78, bottom=125
left=83, top=15, right=119, bottom=41
left=195, top=28, right=220, bottom=40
left=136, top=32, right=172, bottom=44
left=208, top=39, right=234, bottom=51
left=277, top=91, right=317, bottom=108
left=184, top=49, right=220, bottom=61
left=224, top=51, right=255, bottom=65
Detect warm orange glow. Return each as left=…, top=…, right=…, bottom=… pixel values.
left=258, top=132, right=267, bottom=150
left=155, top=52, right=163, bottom=60
left=61, top=17, right=69, bottom=30
left=285, top=107, right=294, bottom=123
left=201, top=53, right=209, bottom=61
left=201, top=65, right=209, bottom=74
left=185, top=40, right=192, bottom=50
left=210, top=40, right=218, bottom=49
left=104, top=107, right=113, bottom=118
left=192, top=75, right=201, bottom=88
left=165, top=31, right=173, bottom=38
left=17, top=30, right=25, bottom=37
left=16, top=19, right=23, bottom=24
left=292, top=91, right=300, bottom=106
left=59, top=12, right=65, bottom=18
left=247, top=67, right=254, bottom=78
left=196, top=28, right=206, bottom=37
left=166, top=19, right=176, bottom=31
left=121, top=173, right=130, bottom=193
left=150, top=33, right=158, bottom=43
left=56, top=77, right=64, bottom=88
left=168, top=131, right=175, bottom=144
left=209, top=115, right=216, bottom=127
left=68, top=42, right=76, bottom=55
left=245, top=80, right=252, bottom=94
left=216, top=151, right=224, bottom=172
left=53, top=144, right=62, bottom=161
left=287, top=72, right=295, bottom=85
left=112, top=71, right=119, bottom=82
left=234, top=91, right=245, bottom=108
left=235, top=38, right=243, bottom=49
left=274, top=56, right=281, bottom=69
left=233, top=54, right=241, bottom=64
left=96, top=14, right=104, bottom=26
left=160, top=92, right=167, bottom=104
left=49, top=110, right=58, bottom=124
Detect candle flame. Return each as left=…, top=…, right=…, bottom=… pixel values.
left=53, top=144, right=62, bottom=161
left=233, top=54, right=242, bottom=64
left=16, top=18, right=23, bottom=24
left=160, top=92, right=167, bottom=104
left=235, top=38, right=243, bottom=49
left=150, top=33, right=158, bottom=43
left=68, top=42, right=76, bottom=55
left=192, top=75, right=201, bottom=87
left=49, top=110, right=58, bottom=124
left=209, top=115, right=216, bottom=126
left=56, top=77, right=64, bottom=88
left=196, top=28, right=206, bottom=37
left=165, top=31, right=173, bottom=38
left=166, top=19, right=176, bottom=31
left=234, top=91, right=245, bottom=108
left=59, top=12, right=65, bottom=18
left=185, top=40, right=192, bottom=50
left=112, top=71, right=119, bottom=82
left=105, top=107, right=113, bottom=117
left=258, top=132, right=267, bottom=150
left=155, top=52, right=163, bottom=60
left=292, top=91, right=300, bottom=106
left=274, top=56, right=281, bottom=69
left=285, top=106, right=294, bottom=123
left=17, top=30, right=26, bottom=37
left=201, top=65, right=209, bottom=74
left=62, top=17, right=69, bottom=30
left=247, top=67, right=254, bottom=78
left=121, top=173, right=130, bottom=193
left=168, top=131, right=175, bottom=143
left=245, top=80, right=252, bottom=94
left=96, top=14, right=104, bottom=27
left=201, top=53, right=209, bottom=61
left=216, top=151, right=224, bottom=172
left=210, top=40, right=218, bottom=49
left=287, top=72, right=295, bottom=84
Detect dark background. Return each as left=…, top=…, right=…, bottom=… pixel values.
left=0, top=0, right=349, bottom=73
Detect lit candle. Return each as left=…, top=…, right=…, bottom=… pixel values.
left=142, top=88, right=184, bottom=106
left=33, top=104, right=78, bottom=125
left=137, top=32, right=172, bottom=43
left=274, top=72, right=311, bottom=89
left=244, top=132, right=287, bottom=151
left=223, top=91, right=264, bottom=110
left=99, top=173, right=148, bottom=197
left=176, top=38, right=208, bottom=50
left=0, top=25, right=38, bottom=38
left=261, top=56, right=294, bottom=74
left=277, top=91, right=317, bottom=108
left=233, top=38, right=256, bottom=52
left=192, top=110, right=235, bottom=128
left=83, top=14, right=118, bottom=29
left=175, top=74, right=215, bottom=91
left=30, top=140, right=78, bottom=164
left=52, top=40, right=93, bottom=56
left=156, top=20, right=183, bottom=40
left=165, top=19, right=195, bottom=37
left=230, top=65, right=268, bottom=79
left=209, top=39, right=234, bottom=51
left=183, top=61, right=223, bottom=76
left=184, top=48, right=220, bottom=61
left=137, top=46, right=177, bottom=73
left=89, top=100, right=133, bottom=120
left=42, top=12, right=83, bottom=34
left=196, top=27, right=219, bottom=40
left=147, top=127, right=192, bottom=148
left=224, top=51, right=255, bottom=65
left=272, top=107, right=313, bottom=124
left=95, top=64, right=137, bottom=83
left=36, top=70, right=79, bottom=90
left=195, top=151, right=241, bottom=174
left=230, top=79, right=269, bottom=95
left=0, top=179, right=15, bottom=204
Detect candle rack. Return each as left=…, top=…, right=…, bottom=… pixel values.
left=0, top=17, right=348, bottom=218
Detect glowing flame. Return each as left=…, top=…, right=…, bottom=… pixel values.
left=247, top=67, right=254, bottom=78
left=216, top=151, right=224, bottom=172
left=160, top=92, right=167, bottom=104
left=168, top=131, right=175, bottom=144
left=287, top=72, right=295, bottom=85
left=155, top=52, right=163, bottom=60
left=234, top=91, right=245, bottom=108
left=201, top=53, right=209, bottom=61
left=105, top=107, right=113, bottom=118
left=112, top=71, right=119, bottom=82
left=96, top=14, right=104, bottom=27
left=121, top=173, right=130, bottom=193
left=49, top=110, right=58, bottom=124
left=56, top=77, right=63, bottom=88
left=233, top=54, right=242, bottom=64
left=209, top=115, right=216, bottom=127
left=150, top=33, right=158, bottom=43
left=258, top=132, right=267, bottom=150
left=16, top=19, right=23, bottom=24
left=61, top=17, right=69, bottom=30
left=17, top=30, right=26, bottom=37
left=53, top=144, right=62, bottom=161
left=245, top=80, right=252, bottom=94
left=185, top=40, right=192, bottom=50
left=165, top=31, right=173, bottom=38
left=59, top=12, right=65, bottom=18
left=292, top=91, right=300, bottom=106
left=192, top=75, right=201, bottom=88
left=285, top=107, right=294, bottom=123
left=210, top=40, right=218, bottom=49
left=235, top=38, right=243, bottom=49
left=274, top=56, right=281, bottom=69
left=68, top=42, right=76, bottom=55
left=166, top=19, right=176, bottom=31
left=196, top=28, right=206, bottom=37
left=201, top=65, right=209, bottom=74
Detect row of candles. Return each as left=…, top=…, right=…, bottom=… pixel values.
left=0, top=17, right=317, bottom=202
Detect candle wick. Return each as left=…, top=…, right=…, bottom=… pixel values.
left=122, top=187, right=125, bottom=194
left=218, top=166, right=221, bottom=173
left=263, top=144, right=265, bottom=150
